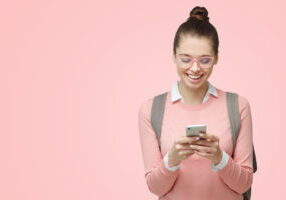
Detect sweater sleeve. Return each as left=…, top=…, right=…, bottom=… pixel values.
left=138, top=98, right=180, bottom=198
left=216, top=95, right=254, bottom=194
left=211, top=150, right=229, bottom=171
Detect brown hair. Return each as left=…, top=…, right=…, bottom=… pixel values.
left=173, top=6, right=219, bottom=58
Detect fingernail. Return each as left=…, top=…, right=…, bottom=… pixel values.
left=190, top=145, right=195, bottom=148
left=199, top=133, right=204, bottom=136
left=196, top=137, right=200, bottom=140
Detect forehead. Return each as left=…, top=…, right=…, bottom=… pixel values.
left=177, top=34, right=213, bottom=57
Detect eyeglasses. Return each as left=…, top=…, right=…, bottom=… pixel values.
left=178, top=55, right=215, bottom=69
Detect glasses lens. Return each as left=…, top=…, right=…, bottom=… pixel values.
left=198, top=57, right=213, bottom=68
left=180, top=58, right=192, bottom=68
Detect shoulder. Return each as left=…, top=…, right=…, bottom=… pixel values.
left=138, top=97, right=153, bottom=117
left=138, top=91, right=169, bottom=117
left=223, top=89, right=252, bottom=114
left=237, top=93, right=252, bottom=118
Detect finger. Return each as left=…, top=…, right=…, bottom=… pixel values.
left=190, top=145, right=217, bottom=153
left=195, top=140, right=214, bottom=147
left=179, top=149, right=195, bottom=155
left=199, top=133, right=219, bottom=141
left=175, top=143, right=195, bottom=150
left=175, top=136, right=200, bottom=144
left=194, top=150, right=212, bottom=157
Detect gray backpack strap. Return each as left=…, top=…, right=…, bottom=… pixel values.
left=150, top=92, right=168, bottom=152
left=150, top=92, right=169, bottom=200
left=226, top=92, right=258, bottom=172
left=226, top=92, right=241, bottom=158
left=226, top=92, right=257, bottom=200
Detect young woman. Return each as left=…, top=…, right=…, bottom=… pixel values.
left=138, top=6, right=254, bottom=200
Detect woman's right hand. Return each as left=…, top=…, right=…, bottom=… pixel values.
left=168, top=133, right=200, bottom=167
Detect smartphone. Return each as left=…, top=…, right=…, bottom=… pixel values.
left=186, top=124, right=207, bottom=139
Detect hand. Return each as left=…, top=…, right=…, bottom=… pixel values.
left=189, top=132, right=223, bottom=165
left=168, top=133, right=200, bottom=167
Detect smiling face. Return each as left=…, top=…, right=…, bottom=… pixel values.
left=173, top=34, right=218, bottom=91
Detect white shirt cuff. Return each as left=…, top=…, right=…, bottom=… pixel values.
left=211, top=150, right=229, bottom=172
left=164, top=152, right=180, bottom=171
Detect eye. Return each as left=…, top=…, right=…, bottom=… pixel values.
left=200, top=58, right=211, bottom=64
left=181, top=59, right=191, bottom=63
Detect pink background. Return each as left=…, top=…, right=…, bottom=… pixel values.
left=0, top=0, right=285, bottom=199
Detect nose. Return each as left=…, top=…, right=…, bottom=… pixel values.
left=190, top=61, right=200, bottom=72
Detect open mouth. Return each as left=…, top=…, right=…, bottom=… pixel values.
left=186, top=73, right=203, bottom=80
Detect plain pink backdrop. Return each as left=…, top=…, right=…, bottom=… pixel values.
left=0, top=0, right=285, bottom=199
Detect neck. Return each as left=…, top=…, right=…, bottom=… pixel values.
left=178, top=80, right=209, bottom=105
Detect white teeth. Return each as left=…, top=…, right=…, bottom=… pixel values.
left=187, top=74, right=202, bottom=79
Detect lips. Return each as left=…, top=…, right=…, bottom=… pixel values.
left=185, top=73, right=204, bottom=83
left=186, top=73, right=203, bottom=78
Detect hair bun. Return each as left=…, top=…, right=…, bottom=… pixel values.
left=188, top=6, right=209, bottom=22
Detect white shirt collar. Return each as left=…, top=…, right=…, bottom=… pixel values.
left=171, top=80, right=218, bottom=103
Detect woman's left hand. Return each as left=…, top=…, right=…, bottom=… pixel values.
left=189, top=132, right=223, bottom=165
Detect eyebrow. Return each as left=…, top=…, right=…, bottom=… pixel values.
left=178, top=53, right=211, bottom=57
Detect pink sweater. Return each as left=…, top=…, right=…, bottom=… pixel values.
left=138, top=87, right=253, bottom=200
